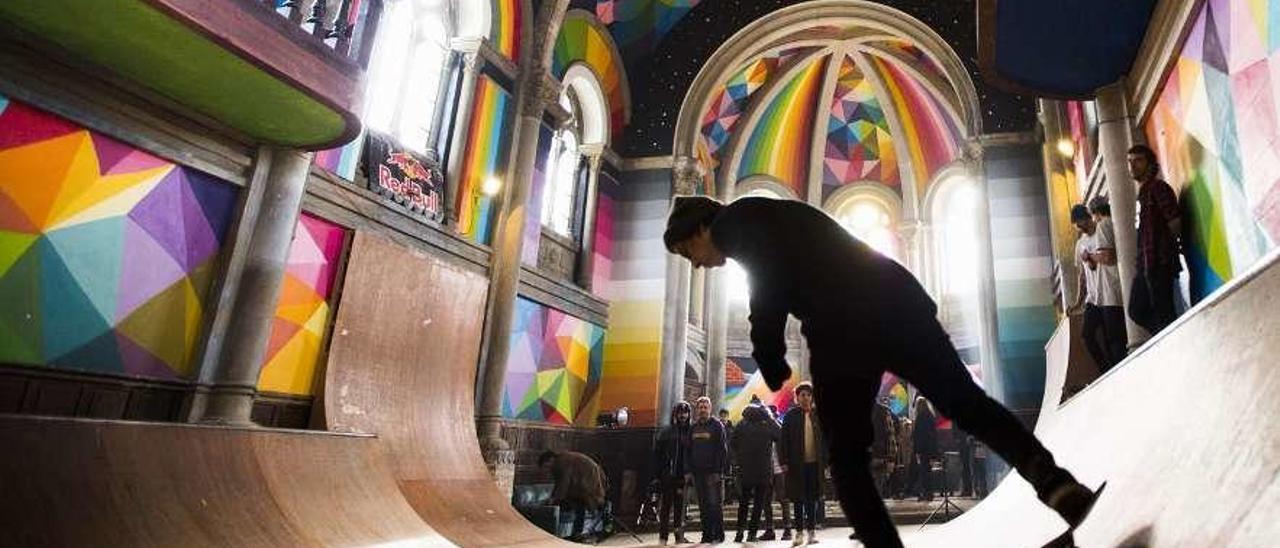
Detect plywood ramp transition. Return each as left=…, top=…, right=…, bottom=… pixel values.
left=912, top=253, right=1280, bottom=547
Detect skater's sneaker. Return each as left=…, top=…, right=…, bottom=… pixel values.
left=1044, top=481, right=1101, bottom=528
left=758, top=530, right=776, bottom=541
left=780, top=529, right=792, bottom=540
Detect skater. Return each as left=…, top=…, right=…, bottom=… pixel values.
left=652, top=402, right=693, bottom=545
left=664, top=196, right=1099, bottom=548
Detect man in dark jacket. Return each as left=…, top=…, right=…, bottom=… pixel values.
left=689, top=396, right=727, bottom=543
left=780, top=382, right=826, bottom=546
left=731, top=403, right=779, bottom=542
left=652, top=401, right=693, bottom=545
left=664, top=196, right=1099, bottom=548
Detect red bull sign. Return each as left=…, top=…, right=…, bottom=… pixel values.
left=365, top=131, right=444, bottom=222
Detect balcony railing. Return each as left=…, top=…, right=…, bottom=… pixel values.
left=261, top=0, right=383, bottom=67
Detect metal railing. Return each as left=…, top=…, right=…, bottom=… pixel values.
left=261, top=0, right=384, bottom=67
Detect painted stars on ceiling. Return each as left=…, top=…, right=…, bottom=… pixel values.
left=616, top=0, right=1035, bottom=156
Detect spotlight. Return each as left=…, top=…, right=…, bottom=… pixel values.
left=482, top=177, right=502, bottom=196
left=1056, top=138, right=1076, bottom=158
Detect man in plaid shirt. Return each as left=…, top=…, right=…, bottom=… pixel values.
left=1128, top=145, right=1183, bottom=333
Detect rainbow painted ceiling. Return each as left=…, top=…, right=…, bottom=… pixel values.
left=701, top=41, right=963, bottom=199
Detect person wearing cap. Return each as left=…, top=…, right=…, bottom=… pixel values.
left=663, top=195, right=1099, bottom=548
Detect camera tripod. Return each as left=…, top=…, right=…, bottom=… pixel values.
left=919, top=455, right=965, bottom=528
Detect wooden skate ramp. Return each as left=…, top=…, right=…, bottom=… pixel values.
left=0, top=416, right=447, bottom=546
left=323, top=232, right=568, bottom=547
left=913, top=253, right=1280, bottom=547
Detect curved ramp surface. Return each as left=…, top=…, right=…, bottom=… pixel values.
left=324, top=232, right=570, bottom=547
left=915, top=256, right=1280, bottom=547
left=0, top=416, right=448, bottom=546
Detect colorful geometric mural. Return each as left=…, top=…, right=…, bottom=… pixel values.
left=552, top=11, right=630, bottom=143
left=256, top=213, right=345, bottom=396
left=503, top=297, right=605, bottom=426
left=1145, top=0, right=1279, bottom=302
left=489, top=0, right=522, bottom=60
left=458, top=75, right=514, bottom=246
left=723, top=355, right=798, bottom=421
left=593, top=0, right=702, bottom=61
left=872, top=57, right=962, bottom=188
left=0, top=96, right=238, bottom=380
left=699, top=48, right=815, bottom=172
left=825, top=55, right=898, bottom=191
left=737, top=56, right=828, bottom=195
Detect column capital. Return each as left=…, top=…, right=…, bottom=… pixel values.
left=519, top=72, right=562, bottom=117
left=672, top=155, right=705, bottom=195
left=580, top=144, right=605, bottom=165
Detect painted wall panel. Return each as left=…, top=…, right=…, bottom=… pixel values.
left=501, top=297, right=605, bottom=426
left=0, top=94, right=238, bottom=380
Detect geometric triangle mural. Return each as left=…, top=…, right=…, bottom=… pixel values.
left=824, top=54, right=897, bottom=190
left=502, top=297, right=605, bottom=426
left=0, top=95, right=238, bottom=380
left=256, top=213, right=346, bottom=396
left=1144, top=0, right=1280, bottom=303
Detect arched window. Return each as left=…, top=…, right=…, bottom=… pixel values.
left=542, top=89, right=585, bottom=238
left=834, top=199, right=901, bottom=261
left=930, top=173, right=983, bottom=352
left=363, top=0, right=486, bottom=153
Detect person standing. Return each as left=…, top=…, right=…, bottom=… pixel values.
left=652, top=401, right=693, bottom=545
left=780, top=382, right=825, bottom=546
left=1127, top=145, right=1183, bottom=334
left=908, top=397, right=939, bottom=501
left=731, top=403, right=779, bottom=542
left=1067, top=201, right=1126, bottom=372
left=689, top=396, right=727, bottom=544
left=764, top=404, right=791, bottom=541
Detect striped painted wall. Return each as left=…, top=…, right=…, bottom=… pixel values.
left=597, top=167, right=669, bottom=426
left=592, top=168, right=620, bottom=296
left=521, top=122, right=555, bottom=266
left=985, top=144, right=1057, bottom=410
left=737, top=57, right=827, bottom=195
left=457, top=75, right=514, bottom=246
left=489, top=0, right=521, bottom=61
left=313, top=132, right=363, bottom=181
left=873, top=57, right=961, bottom=188
left=552, top=11, right=629, bottom=143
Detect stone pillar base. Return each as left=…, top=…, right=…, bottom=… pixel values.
left=197, top=384, right=258, bottom=426
left=479, top=436, right=514, bottom=500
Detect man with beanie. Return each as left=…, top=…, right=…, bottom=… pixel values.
left=663, top=195, right=1099, bottom=548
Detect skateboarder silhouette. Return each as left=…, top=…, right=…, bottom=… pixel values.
left=665, top=196, right=1099, bottom=548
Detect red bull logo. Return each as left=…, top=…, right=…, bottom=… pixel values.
left=386, top=151, right=433, bottom=183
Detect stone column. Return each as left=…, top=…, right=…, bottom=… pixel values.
left=657, top=156, right=701, bottom=426
left=196, top=146, right=313, bottom=425
left=704, top=267, right=728, bottom=410
left=574, top=146, right=604, bottom=290
left=1095, top=80, right=1148, bottom=348
left=967, top=143, right=1007, bottom=403
left=444, top=38, right=482, bottom=226
left=474, top=70, right=560, bottom=497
